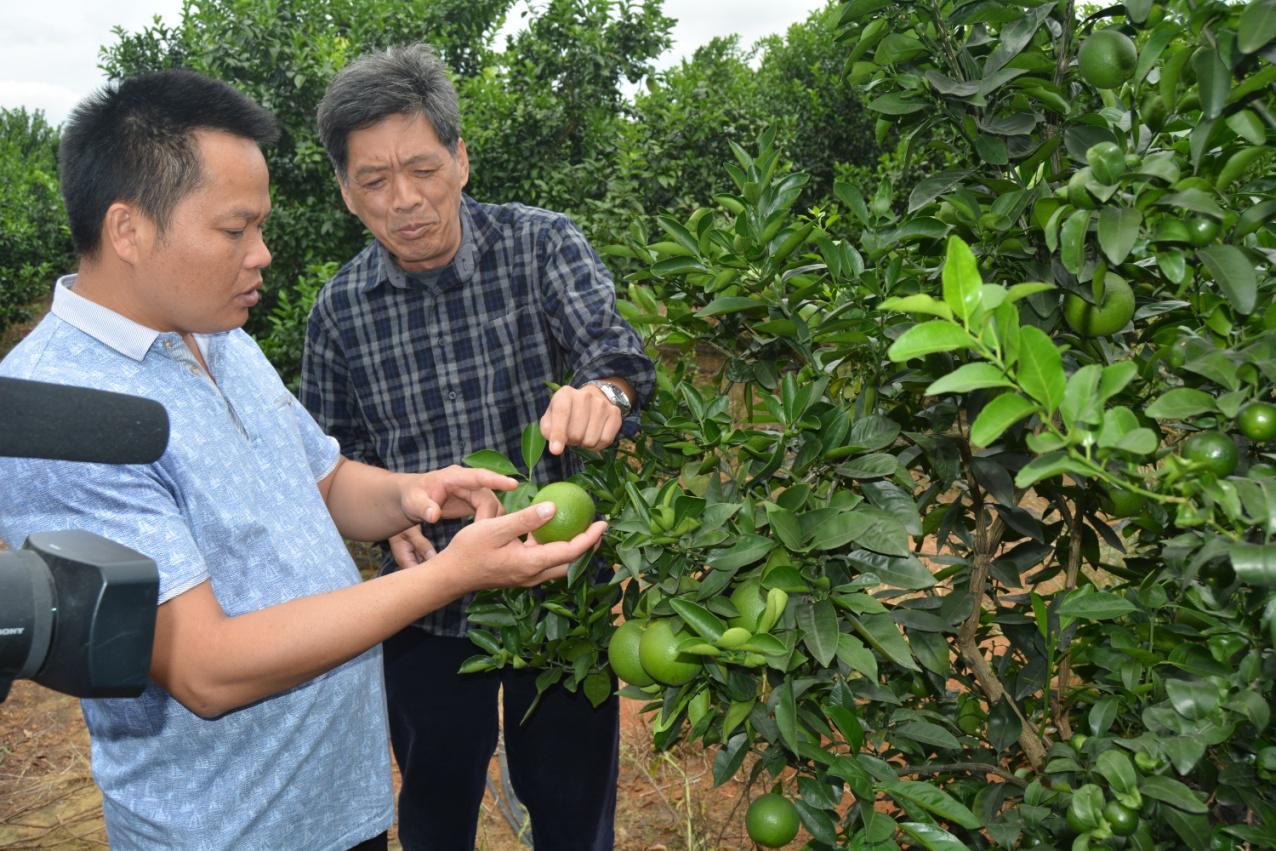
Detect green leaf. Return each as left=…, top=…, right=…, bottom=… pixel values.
left=880, top=779, right=982, bottom=829
left=1194, top=48, right=1231, bottom=120
left=850, top=612, right=918, bottom=671
left=925, top=363, right=1014, bottom=395
left=1240, top=0, right=1276, bottom=52
left=887, top=321, right=977, bottom=362
left=1231, top=543, right=1276, bottom=587
left=970, top=392, right=1037, bottom=447
left=942, top=236, right=984, bottom=325
left=708, top=535, right=775, bottom=571
left=879, top=293, right=954, bottom=320
left=1060, top=364, right=1103, bottom=430
left=670, top=598, right=727, bottom=643
left=463, top=449, right=520, bottom=477
left=1058, top=587, right=1137, bottom=620
left=1139, top=775, right=1209, bottom=814
left=694, top=296, right=768, bottom=317
left=1166, top=679, right=1221, bottom=720
left=651, top=256, right=707, bottom=276
left=1098, top=361, right=1138, bottom=403
left=1097, top=207, right=1142, bottom=265
left=1061, top=208, right=1091, bottom=275
left=894, top=721, right=962, bottom=751
left=1146, top=388, right=1220, bottom=419
left=898, top=822, right=973, bottom=851
left=1015, top=450, right=1091, bottom=487
left=582, top=670, right=611, bottom=708
left=1097, top=750, right=1139, bottom=794
left=775, top=679, right=800, bottom=754
left=1197, top=246, right=1258, bottom=315
left=1007, top=282, right=1055, bottom=302
left=868, top=93, right=928, bottom=114
left=797, top=598, right=840, bottom=667
left=520, top=423, right=546, bottom=474
left=1016, top=326, right=1066, bottom=414
left=988, top=695, right=1022, bottom=752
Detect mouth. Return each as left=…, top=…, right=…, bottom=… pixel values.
left=236, top=287, right=260, bottom=307
left=395, top=221, right=435, bottom=240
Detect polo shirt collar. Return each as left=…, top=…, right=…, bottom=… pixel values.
left=50, top=275, right=211, bottom=362
left=367, top=196, right=478, bottom=293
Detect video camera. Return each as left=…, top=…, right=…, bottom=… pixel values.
left=0, top=377, right=169, bottom=704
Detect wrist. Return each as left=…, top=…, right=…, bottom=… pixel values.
left=584, top=379, right=632, bottom=416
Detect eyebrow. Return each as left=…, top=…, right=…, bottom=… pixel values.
left=221, top=207, right=272, bottom=224
left=352, top=154, right=444, bottom=180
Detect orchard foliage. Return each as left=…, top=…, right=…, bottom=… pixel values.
left=0, top=108, right=70, bottom=332
left=466, top=0, right=1276, bottom=846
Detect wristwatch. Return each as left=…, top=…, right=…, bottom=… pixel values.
left=585, top=379, right=632, bottom=417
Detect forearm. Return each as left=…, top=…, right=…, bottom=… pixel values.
left=321, top=457, right=416, bottom=541
left=155, top=554, right=471, bottom=718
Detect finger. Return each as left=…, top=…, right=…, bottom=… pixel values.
left=565, top=392, right=596, bottom=447
left=519, top=562, right=570, bottom=587
left=582, top=405, right=620, bottom=450
left=540, top=388, right=573, bottom=455
left=389, top=532, right=423, bottom=569
left=404, top=527, right=438, bottom=561
left=449, top=467, right=519, bottom=493
left=472, top=489, right=503, bottom=521
left=523, top=520, right=608, bottom=568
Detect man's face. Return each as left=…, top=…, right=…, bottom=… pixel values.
left=339, top=112, right=470, bottom=273
left=132, top=129, right=272, bottom=334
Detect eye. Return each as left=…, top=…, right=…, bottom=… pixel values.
left=224, top=229, right=245, bottom=239
left=362, top=178, right=386, bottom=190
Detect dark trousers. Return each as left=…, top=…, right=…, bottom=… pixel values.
left=383, top=628, right=620, bottom=851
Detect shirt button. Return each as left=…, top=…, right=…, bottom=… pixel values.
left=448, top=391, right=457, bottom=400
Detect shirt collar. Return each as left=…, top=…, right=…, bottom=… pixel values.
left=51, top=275, right=212, bottom=362
left=367, top=196, right=479, bottom=292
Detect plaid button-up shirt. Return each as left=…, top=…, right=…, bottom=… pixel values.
left=300, top=195, right=654, bottom=636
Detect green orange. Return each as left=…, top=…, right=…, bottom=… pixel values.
left=607, top=619, right=655, bottom=688
left=1063, top=274, right=1136, bottom=337
left=530, top=481, right=595, bottom=543
left=1237, top=402, right=1276, bottom=443
left=1181, top=431, right=1239, bottom=477
left=637, top=619, right=701, bottom=686
left=746, top=793, right=801, bottom=848
left=1078, top=29, right=1138, bottom=89
left=1187, top=216, right=1221, bottom=247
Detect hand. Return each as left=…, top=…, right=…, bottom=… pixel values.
left=401, top=465, right=516, bottom=525
left=442, top=501, right=607, bottom=590
left=539, top=384, right=624, bottom=456
left=389, top=527, right=437, bottom=569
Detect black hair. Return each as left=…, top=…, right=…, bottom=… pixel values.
left=59, top=69, right=279, bottom=257
left=316, top=44, right=461, bottom=181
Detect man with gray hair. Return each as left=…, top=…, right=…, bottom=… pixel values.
left=302, top=44, right=654, bottom=850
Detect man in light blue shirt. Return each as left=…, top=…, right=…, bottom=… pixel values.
left=0, top=69, right=604, bottom=851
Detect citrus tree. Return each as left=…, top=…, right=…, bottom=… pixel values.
left=464, top=0, right=1276, bottom=846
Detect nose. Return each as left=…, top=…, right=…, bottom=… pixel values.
left=391, top=171, right=424, bottom=213
left=247, top=228, right=272, bottom=269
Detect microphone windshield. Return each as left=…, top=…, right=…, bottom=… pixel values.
left=0, top=378, right=170, bottom=465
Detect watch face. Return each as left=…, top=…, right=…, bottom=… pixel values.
left=592, top=381, right=630, bottom=414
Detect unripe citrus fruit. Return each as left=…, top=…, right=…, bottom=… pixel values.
left=1181, top=431, right=1239, bottom=477
left=1237, top=402, right=1276, bottom=442
left=1078, top=29, right=1138, bottom=89
left=746, top=793, right=800, bottom=848
left=1063, top=274, right=1135, bottom=337
left=607, top=619, right=655, bottom=688
left=1104, top=801, right=1139, bottom=837
left=530, top=481, right=595, bottom=543
left=637, top=619, right=701, bottom=686
left=1186, top=215, right=1221, bottom=247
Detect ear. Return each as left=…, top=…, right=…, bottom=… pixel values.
left=102, top=202, right=150, bottom=266
left=455, top=138, right=470, bottom=190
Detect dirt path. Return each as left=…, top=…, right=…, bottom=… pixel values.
left=0, top=681, right=756, bottom=850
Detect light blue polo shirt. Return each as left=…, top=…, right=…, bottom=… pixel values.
left=0, top=278, right=393, bottom=850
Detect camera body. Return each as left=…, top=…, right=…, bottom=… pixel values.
left=1, top=531, right=158, bottom=703
left=0, top=377, right=168, bottom=704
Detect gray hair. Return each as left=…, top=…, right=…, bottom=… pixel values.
left=317, top=44, right=462, bottom=180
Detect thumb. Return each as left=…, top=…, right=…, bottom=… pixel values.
left=493, top=500, right=557, bottom=541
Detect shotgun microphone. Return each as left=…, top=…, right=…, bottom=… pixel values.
left=0, top=377, right=169, bottom=464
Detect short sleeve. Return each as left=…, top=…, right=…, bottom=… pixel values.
left=0, top=456, right=209, bottom=605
